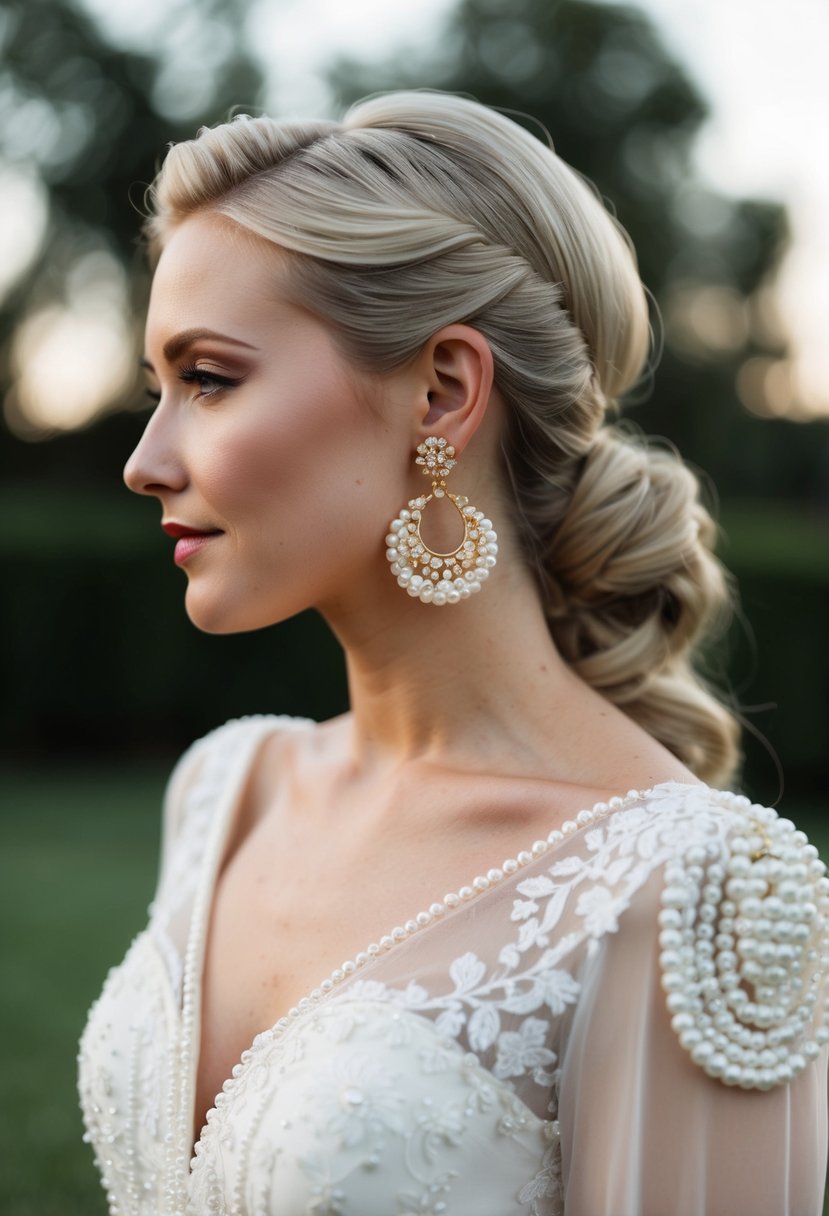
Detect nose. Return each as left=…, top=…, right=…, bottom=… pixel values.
left=123, top=404, right=187, bottom=497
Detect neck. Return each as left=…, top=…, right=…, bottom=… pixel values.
left=317, top=545, right=600, bottom=783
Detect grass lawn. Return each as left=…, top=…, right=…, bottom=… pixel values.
left=1, top=764, right=168, bottom=1216
left=1, top=765, right=828, bottom=1214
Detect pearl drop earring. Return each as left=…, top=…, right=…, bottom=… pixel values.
left=384, top=436, right=499, bottom=606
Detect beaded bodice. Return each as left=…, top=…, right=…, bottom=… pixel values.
left=78, top=715, right=829, bottom=1215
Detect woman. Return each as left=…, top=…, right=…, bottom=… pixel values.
left=78, top=90, right=829, bottom=1215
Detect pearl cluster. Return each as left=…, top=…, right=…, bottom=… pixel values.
left=659, top=792, right=829, bottom=1090
left=386, top=496, right=498, bottom=605
left=190, top=784, right=648, bottom=1181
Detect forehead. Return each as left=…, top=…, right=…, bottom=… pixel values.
left=144, top=213, right=292, bottom=350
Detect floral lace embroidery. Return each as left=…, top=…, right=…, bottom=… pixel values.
left=189, top=999, right=557, bottom=1215
left=335, top=786, right=748, bottom=1115
left=519, top=1125, right=563, bottom=1215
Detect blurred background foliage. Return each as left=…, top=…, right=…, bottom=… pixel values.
left=1, top=0, right=828, bottom=1211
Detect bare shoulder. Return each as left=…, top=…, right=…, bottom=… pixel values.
left=514, top=740, right=706, bottom=840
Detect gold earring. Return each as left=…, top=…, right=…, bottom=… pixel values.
left=385, top=435, right=499, bottom=605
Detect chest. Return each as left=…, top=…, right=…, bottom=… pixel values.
left=191, top=792, right=550, bottom=1143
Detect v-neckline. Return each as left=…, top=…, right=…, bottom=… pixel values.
left=177, top=715, right=316, bottom=1171
left=175, top=713, right=706, bottom=1179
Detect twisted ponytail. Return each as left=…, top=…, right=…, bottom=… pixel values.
left=515, top=423, right=739, bottom=782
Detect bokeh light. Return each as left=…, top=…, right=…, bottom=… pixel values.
left=6, top=251, right=134, bottom=435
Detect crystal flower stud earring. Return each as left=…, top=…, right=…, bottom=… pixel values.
left=385, top=436, right=499, bottom=605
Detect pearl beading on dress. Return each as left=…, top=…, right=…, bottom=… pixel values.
left=82, top=713, right=829, bottom=1215
left=188, top=781, right=650, bottom=1188
left=77, top=936, right=152, bottom=1216
left=163, top=716, right=316, bottom=1215
left=658, top=790, right=829, bottom=1090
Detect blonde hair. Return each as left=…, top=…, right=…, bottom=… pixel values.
left=145, top=89, right=741, bottom=785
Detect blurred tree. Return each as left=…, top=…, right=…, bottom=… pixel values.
left=0, top=0, right=263, bottom=450
left=0, top=0, right=354, bottom=769
left=326, top=0, right=829, bottom=501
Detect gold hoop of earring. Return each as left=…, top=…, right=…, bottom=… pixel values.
left=385, top=436, right=499, bottom=605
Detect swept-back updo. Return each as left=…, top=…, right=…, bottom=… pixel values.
left=144, top=89, right=741, bottom=786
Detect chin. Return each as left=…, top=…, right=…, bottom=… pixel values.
left=183, top=587, right=299, bottom=635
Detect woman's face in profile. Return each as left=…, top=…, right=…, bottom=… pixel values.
left=125, top=213, right=410, bottom=633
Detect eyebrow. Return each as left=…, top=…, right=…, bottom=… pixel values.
left=140, top=328, right=259, bottom=371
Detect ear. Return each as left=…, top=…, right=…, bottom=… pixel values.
left=418, top=324, right=495, bottom=450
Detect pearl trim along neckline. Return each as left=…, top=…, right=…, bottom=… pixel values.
left=184, top=761, right=663, bottom=1189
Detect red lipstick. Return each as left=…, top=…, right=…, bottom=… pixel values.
left=162, top=522, right=222, bottom=565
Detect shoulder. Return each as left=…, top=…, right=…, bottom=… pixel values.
left=170, top=711, right=315, bottom=777
left=496, top=782, right=734, bottom=977
left=554, top=779, right=792, bottom=875
left=523, top=781, right=743, bottom=911
left=151, top=713, right=315, bottom=913
left=567, top=778, right=823, bottom=937
left=599, top=778, right=826, bottom=899
left=160, top=713, right=315, bottom=843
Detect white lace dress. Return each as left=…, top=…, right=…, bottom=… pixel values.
left=78, top=715, right=829, bottom=1215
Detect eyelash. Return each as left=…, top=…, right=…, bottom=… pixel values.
left=144, top=364, right=240, bottom=403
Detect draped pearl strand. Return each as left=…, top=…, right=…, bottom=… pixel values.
left=659, top=791, right=829, bottom=1089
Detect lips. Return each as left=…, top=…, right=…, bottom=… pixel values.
left=162, top=522, right=223, bottom=539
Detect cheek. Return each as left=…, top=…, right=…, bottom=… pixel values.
left=193, top=385, right=380, bottom=555
left=197, top=429, right=283, bottom=524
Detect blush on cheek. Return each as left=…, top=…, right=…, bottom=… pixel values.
left=197, top=432, right=286, bottom=522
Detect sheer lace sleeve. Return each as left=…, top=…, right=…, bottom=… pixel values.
left=313, top=782, right=829, bottom=1215
left=556, top=817, right=829, bottom=1216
